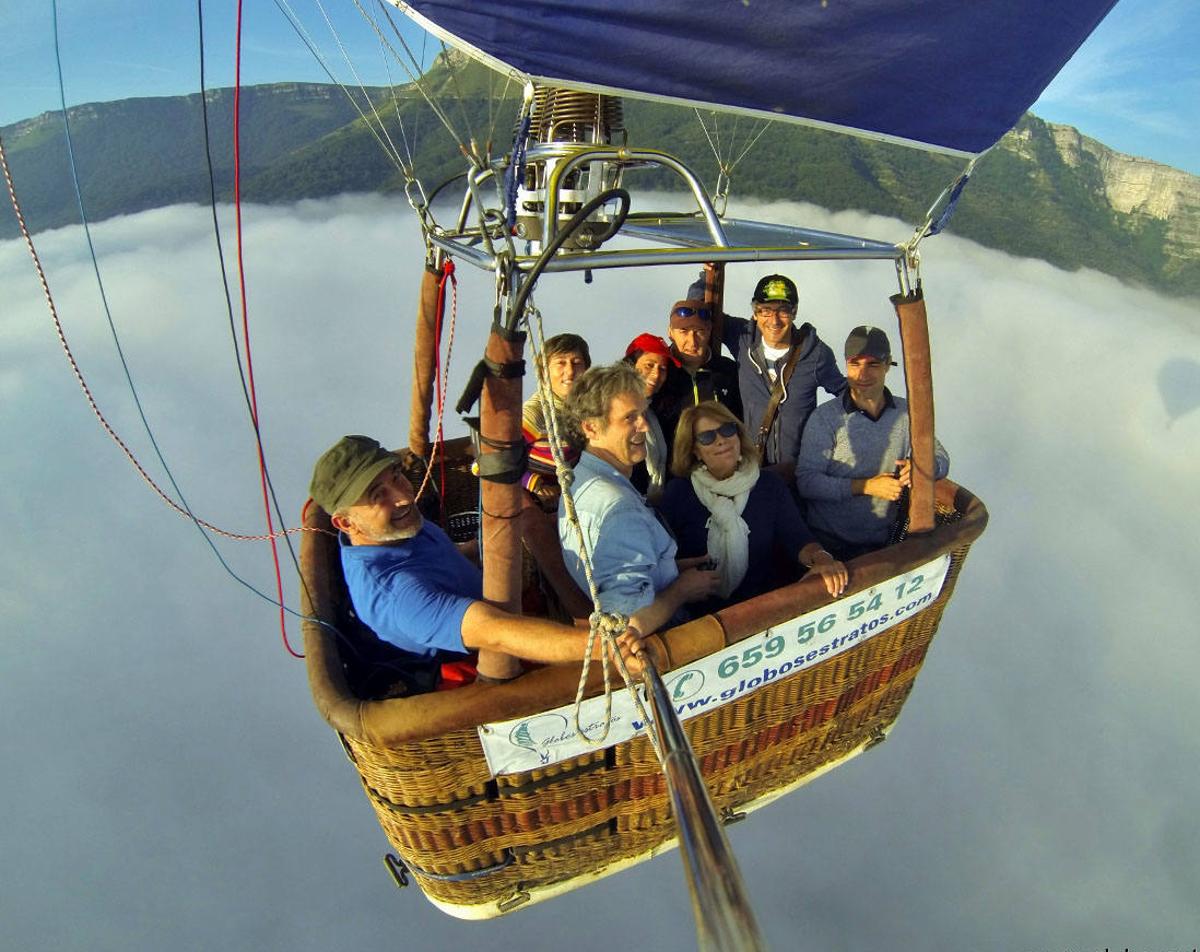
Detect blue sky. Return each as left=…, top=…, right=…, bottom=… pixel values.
left=1, top=0, right=1198, bottom=174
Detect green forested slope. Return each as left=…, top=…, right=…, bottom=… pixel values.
left=3, top=79, right=1195, bottom=300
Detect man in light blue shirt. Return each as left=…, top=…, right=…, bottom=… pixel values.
left=560, top=364, right=720, bottom=633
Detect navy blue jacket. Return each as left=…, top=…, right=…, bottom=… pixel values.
left=722, top=316, right=845, bottom=466
left=651, top=352, right=742, bottom=456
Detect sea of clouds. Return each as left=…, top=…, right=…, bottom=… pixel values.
left=2, top=193, right=1198, bottom=951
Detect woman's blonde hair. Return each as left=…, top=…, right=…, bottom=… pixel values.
left=670, top=401, right=758, bottom=477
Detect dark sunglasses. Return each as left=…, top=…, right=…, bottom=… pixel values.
left=671, top=305, right=711, bottom=320
left=695, top=421, right=739, bottom=446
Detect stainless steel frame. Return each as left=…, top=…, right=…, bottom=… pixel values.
left=421, top=143, right=905, bottom=275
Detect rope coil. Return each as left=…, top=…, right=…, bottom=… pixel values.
left=523, top=304, right=663, bottom=761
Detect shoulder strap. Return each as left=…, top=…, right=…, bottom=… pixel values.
left=755, top=340, right=804, bottom=452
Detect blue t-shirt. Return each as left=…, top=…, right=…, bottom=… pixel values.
left=339, top=521, right=479, bottom=658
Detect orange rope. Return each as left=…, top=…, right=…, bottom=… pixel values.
left=0, top=133, right=327, bottom=546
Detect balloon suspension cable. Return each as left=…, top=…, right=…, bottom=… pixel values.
left=692, top=107, right=772, bottom=218
left=902, top=154, right=979, bottom=269
left=309, top=0, right=411, bottom=170
left=523, top=304, right=663, bottom=761
left=348, top=0, right=474, bottom=161
left=272, top=0, right=411, bottom=178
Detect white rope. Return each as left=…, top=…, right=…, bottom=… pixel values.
left=523, top=305, right=663, bottom=761
left=272, top=0, right=411, bottom=176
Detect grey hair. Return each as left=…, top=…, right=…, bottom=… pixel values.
left=565, top=362, right=645, bottom=433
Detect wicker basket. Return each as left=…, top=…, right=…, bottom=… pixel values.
left=300, top=443, right=987, bottom=918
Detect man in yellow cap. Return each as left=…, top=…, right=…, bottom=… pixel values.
left=719, top=273, right=845, bottom=474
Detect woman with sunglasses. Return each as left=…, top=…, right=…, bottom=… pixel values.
left=659, top=401, right=848, bottom=612
left=623, top=333, right=675, bottom=504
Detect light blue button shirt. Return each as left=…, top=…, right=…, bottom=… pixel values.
left=559, top=451, right=679, bottom=616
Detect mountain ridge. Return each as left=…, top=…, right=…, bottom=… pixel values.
left=2, top=81, right=1197, bottom=300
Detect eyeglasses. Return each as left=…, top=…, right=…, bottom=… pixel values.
left=671, top=305, right=711, bottom=320
left=695, top=421, right=739, bottom=446
left=752, top=303, right=795, bottom=316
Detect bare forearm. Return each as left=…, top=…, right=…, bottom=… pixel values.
left=462, top=602, right=587, bottom=663
left=798, top=542, right=830, bottom=568
left=628, top=582, right=688, bottom=636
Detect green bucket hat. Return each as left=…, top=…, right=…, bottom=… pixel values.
left=310, top=435, right=399, bottom=514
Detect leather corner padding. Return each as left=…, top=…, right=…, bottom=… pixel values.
left=657, top=615, right=728, bottom=665
left=643, top=633, right=671, bottom=672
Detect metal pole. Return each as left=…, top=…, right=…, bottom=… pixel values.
left=642, top=660, right=768, bottom=952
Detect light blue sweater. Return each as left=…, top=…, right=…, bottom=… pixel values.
left=796, top=390, right=949, bottom=549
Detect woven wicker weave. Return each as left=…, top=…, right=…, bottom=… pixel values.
left=300, top=442, right=986, bottom=918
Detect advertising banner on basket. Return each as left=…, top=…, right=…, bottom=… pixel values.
left=478, top=555, right=951, bottom=776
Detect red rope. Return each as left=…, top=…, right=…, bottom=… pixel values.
left=1, top=133, right=325, bottom=546
left=232, top=2, right=301, bottom=659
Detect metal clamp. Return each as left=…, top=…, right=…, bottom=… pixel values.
left=383, top=853, right=409, bottom=889
left=497, top=889, right=531, bottom=913
left=720, top=805, right=748, bottom=825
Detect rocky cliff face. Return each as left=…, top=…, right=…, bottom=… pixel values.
left=1046, top=122, right=1200, bottom=259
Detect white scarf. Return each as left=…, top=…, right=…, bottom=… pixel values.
left=643, top=409, right=668, bottom=492
left=689, top=457, right=759, bottom=598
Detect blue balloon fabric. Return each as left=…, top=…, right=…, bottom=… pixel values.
left=403, top=0, right=1118, bottom=156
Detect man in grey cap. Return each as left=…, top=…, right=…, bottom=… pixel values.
left=794, top=327, right=949, bottom=560
left=310, top=435, right=647, bottom=693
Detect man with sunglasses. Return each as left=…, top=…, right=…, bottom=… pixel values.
left=795, top=327, right=950, bottom=560
left=652, top=298, right=742, bottom=457
left=711, top=274, right=845, bottom=475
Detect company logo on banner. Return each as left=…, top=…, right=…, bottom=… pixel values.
left=478, top=555, right=950, bottom=776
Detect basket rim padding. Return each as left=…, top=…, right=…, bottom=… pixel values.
left=300, top=476, right=986, bottom=748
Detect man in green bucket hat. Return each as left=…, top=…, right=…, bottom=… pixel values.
left=311, top=435, right=646, bottom=693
